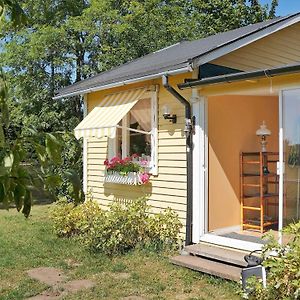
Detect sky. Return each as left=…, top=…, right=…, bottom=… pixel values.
left=260, top=0, right=300, bottom=16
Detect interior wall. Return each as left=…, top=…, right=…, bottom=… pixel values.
left=208, top=95, right=278, bottom=231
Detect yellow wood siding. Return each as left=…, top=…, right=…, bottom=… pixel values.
left=85, top=73, right=192, bottom=235
left=211, top=23, right=300, bottom=71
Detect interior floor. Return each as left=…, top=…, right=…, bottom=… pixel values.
left=209, top=227, right=292, bottom=245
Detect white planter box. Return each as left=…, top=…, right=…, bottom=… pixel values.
left=104, top=171, right=144, bottom=185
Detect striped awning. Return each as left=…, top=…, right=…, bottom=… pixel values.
left=74, top=88, right=146, bottom=139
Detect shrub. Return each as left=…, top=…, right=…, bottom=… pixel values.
left=50, top=197, right=182, bottom=255
left=245, top=221, right=300, bottom=300
left=50, top=199, right=102, bottom=237
left=147, top=208, right=182, bottom=250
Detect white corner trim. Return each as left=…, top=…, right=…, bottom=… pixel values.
left=83, top=138, right=88, bottom=194
left=150, top=86, right=159, bottom=176
left=83, top=95, right=88, bottom=117
left=83, top=95, right=88, bottom=195
left=122, top=115, right=130, bottom=158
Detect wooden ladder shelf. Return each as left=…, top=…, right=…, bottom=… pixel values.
left=240, top=152, right=279, bottom=233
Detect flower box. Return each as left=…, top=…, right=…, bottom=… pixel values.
left=104, top=171, right=147, bottom=185
left=103, top=155, right=151, bottom=185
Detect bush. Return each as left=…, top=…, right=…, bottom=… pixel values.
left=245, top=222, right=300, bottom=300
left=50, top=197, right=182, bottom=255
left=147, top=208, right=183, bottom=250
left=49, top=199, right=102, bottom=237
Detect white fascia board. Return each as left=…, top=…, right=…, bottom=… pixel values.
left=53, top=65, right=192, bottom=100
left=193, top=15, right=300, bottom=68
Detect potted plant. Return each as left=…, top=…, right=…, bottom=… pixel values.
left=103, top=155, right=150, bottom=185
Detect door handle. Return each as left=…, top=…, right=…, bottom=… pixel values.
left=277, top=161, right=285, bottom=175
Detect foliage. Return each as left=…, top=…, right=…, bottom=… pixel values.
left=0, top=73, right=63, bottom=216
left=104, top=156, right=142, bottom=174
left=1, top=76, right=84, bottom=215
left=50, top=198, right=102, bottom=237
left=0, top=0, right=26, bottom=26
left=50, top=197, right=182, bottom=255
left=245, top=221, right=300, bottom=300
left=147, top=208, right=183, bottom=250
left=0, top=112, right=84, bottom=216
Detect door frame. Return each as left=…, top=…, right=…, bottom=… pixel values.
left=192, top=85, right=300, bottom=249
left=278, top=87, right=300, bottom=242
left=192, top=96, right=208, bottom=243
left=192, top=95, right=264, bottom=250
left=278, top=89, right=284, bottom=240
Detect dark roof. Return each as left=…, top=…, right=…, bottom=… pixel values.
left=55, top=12, right=300, bottom=99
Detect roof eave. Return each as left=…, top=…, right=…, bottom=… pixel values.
left=178, top=63, right=300, bottom=89
left=53, top=65, right=192, bottom=100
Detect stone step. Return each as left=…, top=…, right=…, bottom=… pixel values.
left=184, top=243, right=250, bottom=267
left=171, top=255, right=242, bottom=281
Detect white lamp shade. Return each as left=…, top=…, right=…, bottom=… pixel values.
left=256, top=121, right=271, bottom=136
left=162, top=104, right=170, bottom=115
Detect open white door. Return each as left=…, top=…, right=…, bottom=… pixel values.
left=279, top=88, right=300, bottom=239
left=192, top=97, right=208, bottom=243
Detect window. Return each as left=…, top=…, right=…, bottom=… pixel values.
left=108, top=87, right=158, bottom=175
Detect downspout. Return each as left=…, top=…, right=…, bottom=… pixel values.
left=162, top=75, right=194, bottom=246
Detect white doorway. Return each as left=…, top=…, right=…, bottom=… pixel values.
left=279, top=88, right=300, bottom=236
left=192, top=97, right=208, bottom=243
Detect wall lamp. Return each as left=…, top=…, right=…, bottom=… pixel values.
left=162, top=105, right=177, bottom=123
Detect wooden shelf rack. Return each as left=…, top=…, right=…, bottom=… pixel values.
left=240, top=152, right=279, bottom=233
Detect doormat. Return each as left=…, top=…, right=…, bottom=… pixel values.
left=219, top=232, right=268, bottom=244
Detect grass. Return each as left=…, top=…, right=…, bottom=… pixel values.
left=0, top=205, right=240, bottom=300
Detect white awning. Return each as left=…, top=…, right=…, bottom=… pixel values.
left=74, top=88, right=147, bottom=139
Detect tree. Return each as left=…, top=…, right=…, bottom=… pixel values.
left=0, top=0, right=84, bottom=216
left=0, top=0, right=279, bottom=215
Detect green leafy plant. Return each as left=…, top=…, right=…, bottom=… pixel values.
left=50, top=197, right=182, bottom=255
left=104, top=156, right=143, bottom=174
left=49, top=198, right=103, bottom=237
left=0, top=79, right=64, bottom=216
left=245, top=222, right=300, bottom=300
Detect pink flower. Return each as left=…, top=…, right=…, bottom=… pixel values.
left=111, top=156, right=121, bottom=163
left=139, top=172, right=150, bottom=184
left=123, top=157, right=131, bottom=163
left=104, top=159, right=109, bottom=166
left=140, top=160, right=148, bottom=166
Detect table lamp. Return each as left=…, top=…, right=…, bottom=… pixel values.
left=256, top=121, right=271, bottom=152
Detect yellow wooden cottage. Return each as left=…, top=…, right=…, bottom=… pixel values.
left=55, top=12, right=300, bottom=269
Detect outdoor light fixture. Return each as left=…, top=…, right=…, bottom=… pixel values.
left=256, top=121, right=271, bottom=152
left=162, top=105, right=177, bottom=123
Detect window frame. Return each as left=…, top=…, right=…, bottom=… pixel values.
left=108, top=86, right=158, bottom=175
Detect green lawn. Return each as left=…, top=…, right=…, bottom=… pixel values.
left=0, top=205, right=240, bottom=300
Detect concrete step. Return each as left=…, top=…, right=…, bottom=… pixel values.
left=185, top=243, right=249, bottom=267
left=171, top=255, right=242, bottom=281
